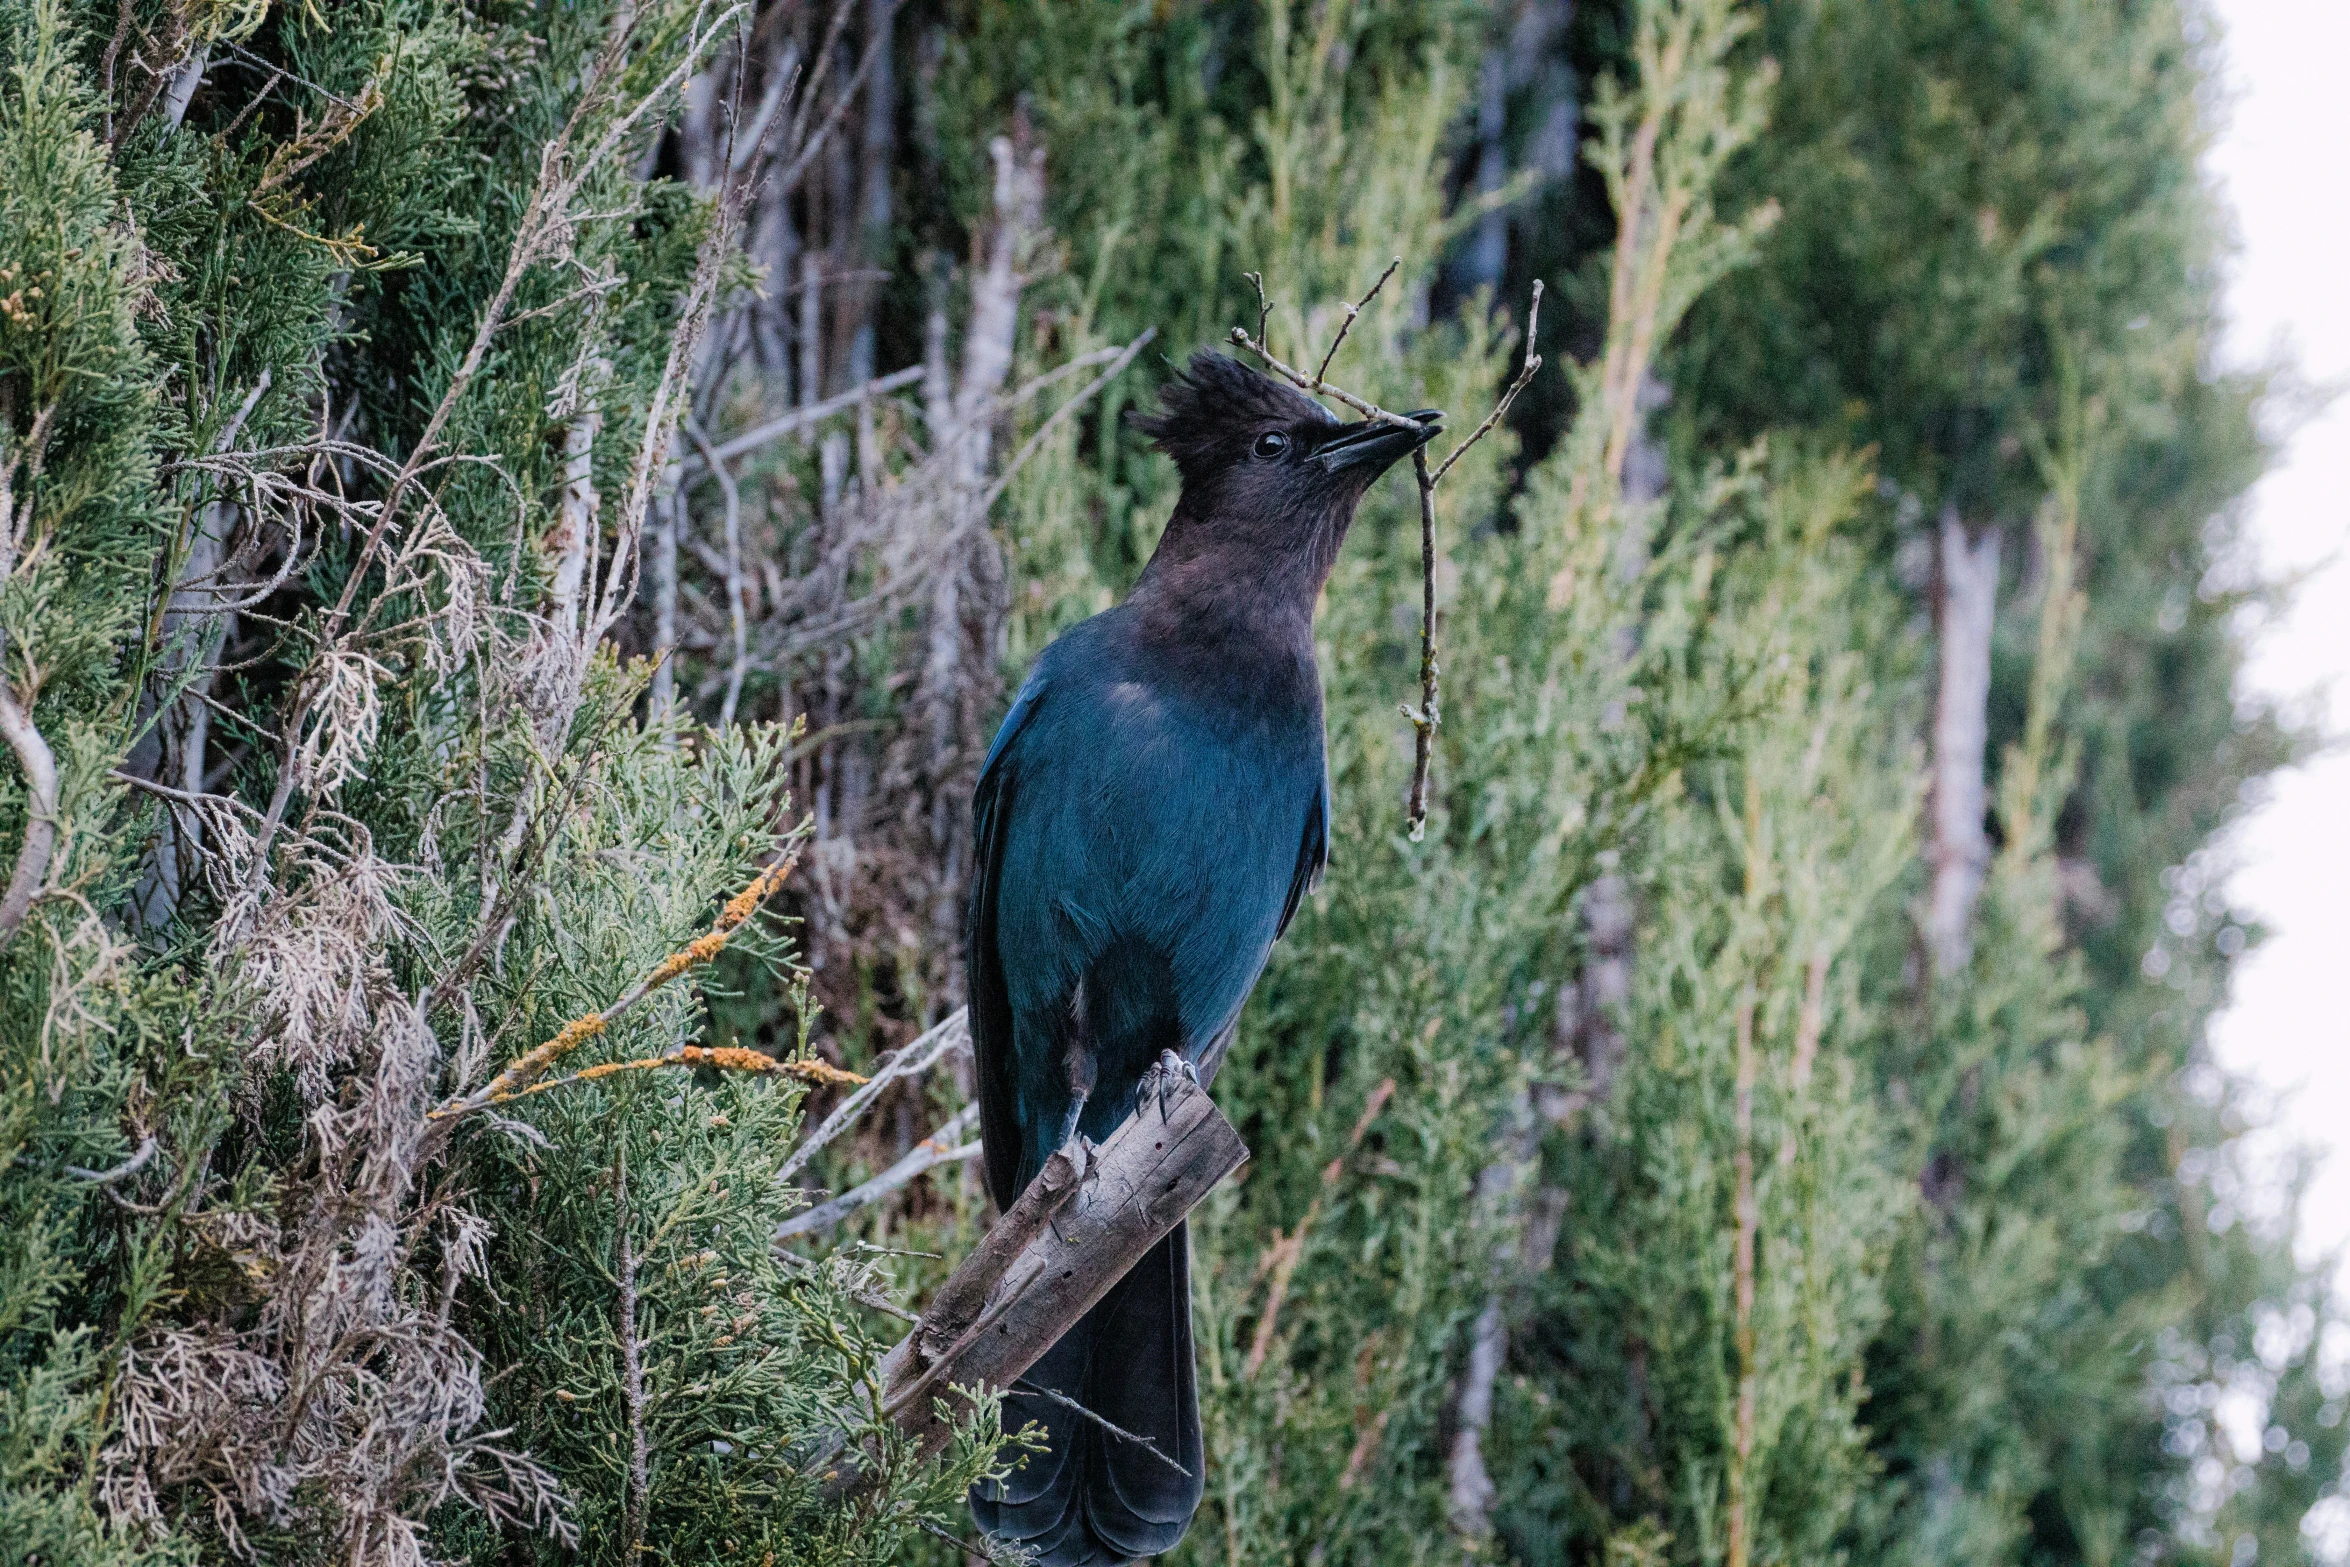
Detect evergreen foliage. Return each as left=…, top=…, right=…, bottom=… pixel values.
left=0, top=1, right=2339, bottom=1566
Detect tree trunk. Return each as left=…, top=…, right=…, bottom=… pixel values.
left=1927, top=504, right=1999, bottom=976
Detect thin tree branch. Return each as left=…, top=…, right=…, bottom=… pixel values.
left=1244, top=270, right=1272, bottom=359
left=0, top=663, right=59, bottom=949
left=1404, top=444, right=1442, bottom=844
left=1313, top=257, right=1400, bottom=392
left=692, top=366, right=925, bottom=469
left=771, top=0, right=900, bottom=196
left=1405, top=279, right=1545, bottom=840
left=615, top=1152, right=650, bottom=1562
left=775, top=1103, right=979, bottom=1241
left=1227, top=326, right=1417, bottom=430
left=681, top=418, right=748, bottom=727
left=777, top=1009, right=969, bottom=1187
left=66, top=1135, right=158, bottom=1185
left=969, top=328, right=1156, bottom=519
left=1007, top=1377, right=1192, bottom=1481
left=1429, top=280, right=1543, bottom=487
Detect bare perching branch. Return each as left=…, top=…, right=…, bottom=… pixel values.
left=811, top=1061, right=1247, bottom=1501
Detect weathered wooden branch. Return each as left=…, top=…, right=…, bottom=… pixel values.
left=806, top=1065, right=1246, bottom=1501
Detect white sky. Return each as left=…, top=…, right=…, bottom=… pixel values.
left=2204, top=0, right=2350, bottom=1289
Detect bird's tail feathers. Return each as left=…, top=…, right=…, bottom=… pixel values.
left=970, top=1223, right=1203, bottom=1565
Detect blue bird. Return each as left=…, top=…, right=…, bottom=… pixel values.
left=966, top=351, right=1439, bottom=1564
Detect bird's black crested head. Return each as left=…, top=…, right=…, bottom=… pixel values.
left=1118, top=357, right=1428, bottom=620
left=1130, top=350, right=1440, bottom=501
left=1130, top=352, right=1336, bottom=476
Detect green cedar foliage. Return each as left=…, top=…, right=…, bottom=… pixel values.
left=2, top=0, right=2340, bottom=1564
left=0, top=1, right=1005, bottom=1562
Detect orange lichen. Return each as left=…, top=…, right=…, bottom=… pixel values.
left=717, top=854, right=797, bottom=932
left=775, top=1055, right=866, bottom=1086
left=498, top=1044, right=868, bottom=1104
left=429, top=852, right=812, bottom=1123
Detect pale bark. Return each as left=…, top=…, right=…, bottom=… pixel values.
left=0, top=657, right=57, bottom=947
left=774, top=1101, right=978, bottom=1241
left=548, top=361, right=610, bottom=637
left=1927, top=504, right=1999, bottom=976
left=648, top=487, right=680, bottom=718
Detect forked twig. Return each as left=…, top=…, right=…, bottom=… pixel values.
left=1313, top=257, right=1400, bottom=391
left=1244, top=271, right=1272, bottom=359
left=1233, top=268, right=1546, bottom=840
left=1007, top=1377, right=1193, bottom=1481
left=777, top=1008, right=970, bottom=1187
left=1432, top=280, right=1544, bottom=488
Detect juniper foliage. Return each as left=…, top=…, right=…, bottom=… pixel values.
left=1, top=2, right=2342, bottom=1566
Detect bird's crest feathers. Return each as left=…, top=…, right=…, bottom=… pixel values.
left=1130, top=351, right=1336, bottom=473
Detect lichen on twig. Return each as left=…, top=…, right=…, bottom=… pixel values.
left=429, top=848, right=809, bottom=1122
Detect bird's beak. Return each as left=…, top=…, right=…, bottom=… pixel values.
left=1313, top=408, right=1444, bottom=476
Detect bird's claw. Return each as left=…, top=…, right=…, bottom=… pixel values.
left=1142, top=1049, right=1200, bottom=1119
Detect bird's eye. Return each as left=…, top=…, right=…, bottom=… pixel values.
left=1252, top=431, right=1291, bottom=460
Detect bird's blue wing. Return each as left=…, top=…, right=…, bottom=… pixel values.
left=968, top=669, right=1050, bottom=1211
left=1276, top=762, right=1329, bottom=942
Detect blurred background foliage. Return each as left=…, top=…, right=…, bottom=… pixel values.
left=0, top=0, right=2339, bottom=1564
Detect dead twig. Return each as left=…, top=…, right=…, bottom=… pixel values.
left=775, top=1102, right=979, bottom=1242
left=1430, top=280, right=1544, bottom=488
left=1007, top=1377, right=1192, bottom=1481
left=971, top=328, right=1156, bottom=519
left=692, top=366, right=926, bottom=470
left=1235, top=269, right=1546, bottom=840
left=1313, top=257, right=1400, bottom=392
left=777, top=1008, right=969, bottom=1187
left=1227, top=324, right=1415, bottom=431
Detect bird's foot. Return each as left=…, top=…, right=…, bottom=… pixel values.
left=1053, top=1132, right=1097, bottom=1183
left=1140, top=1049, right=1200, bottom=1119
